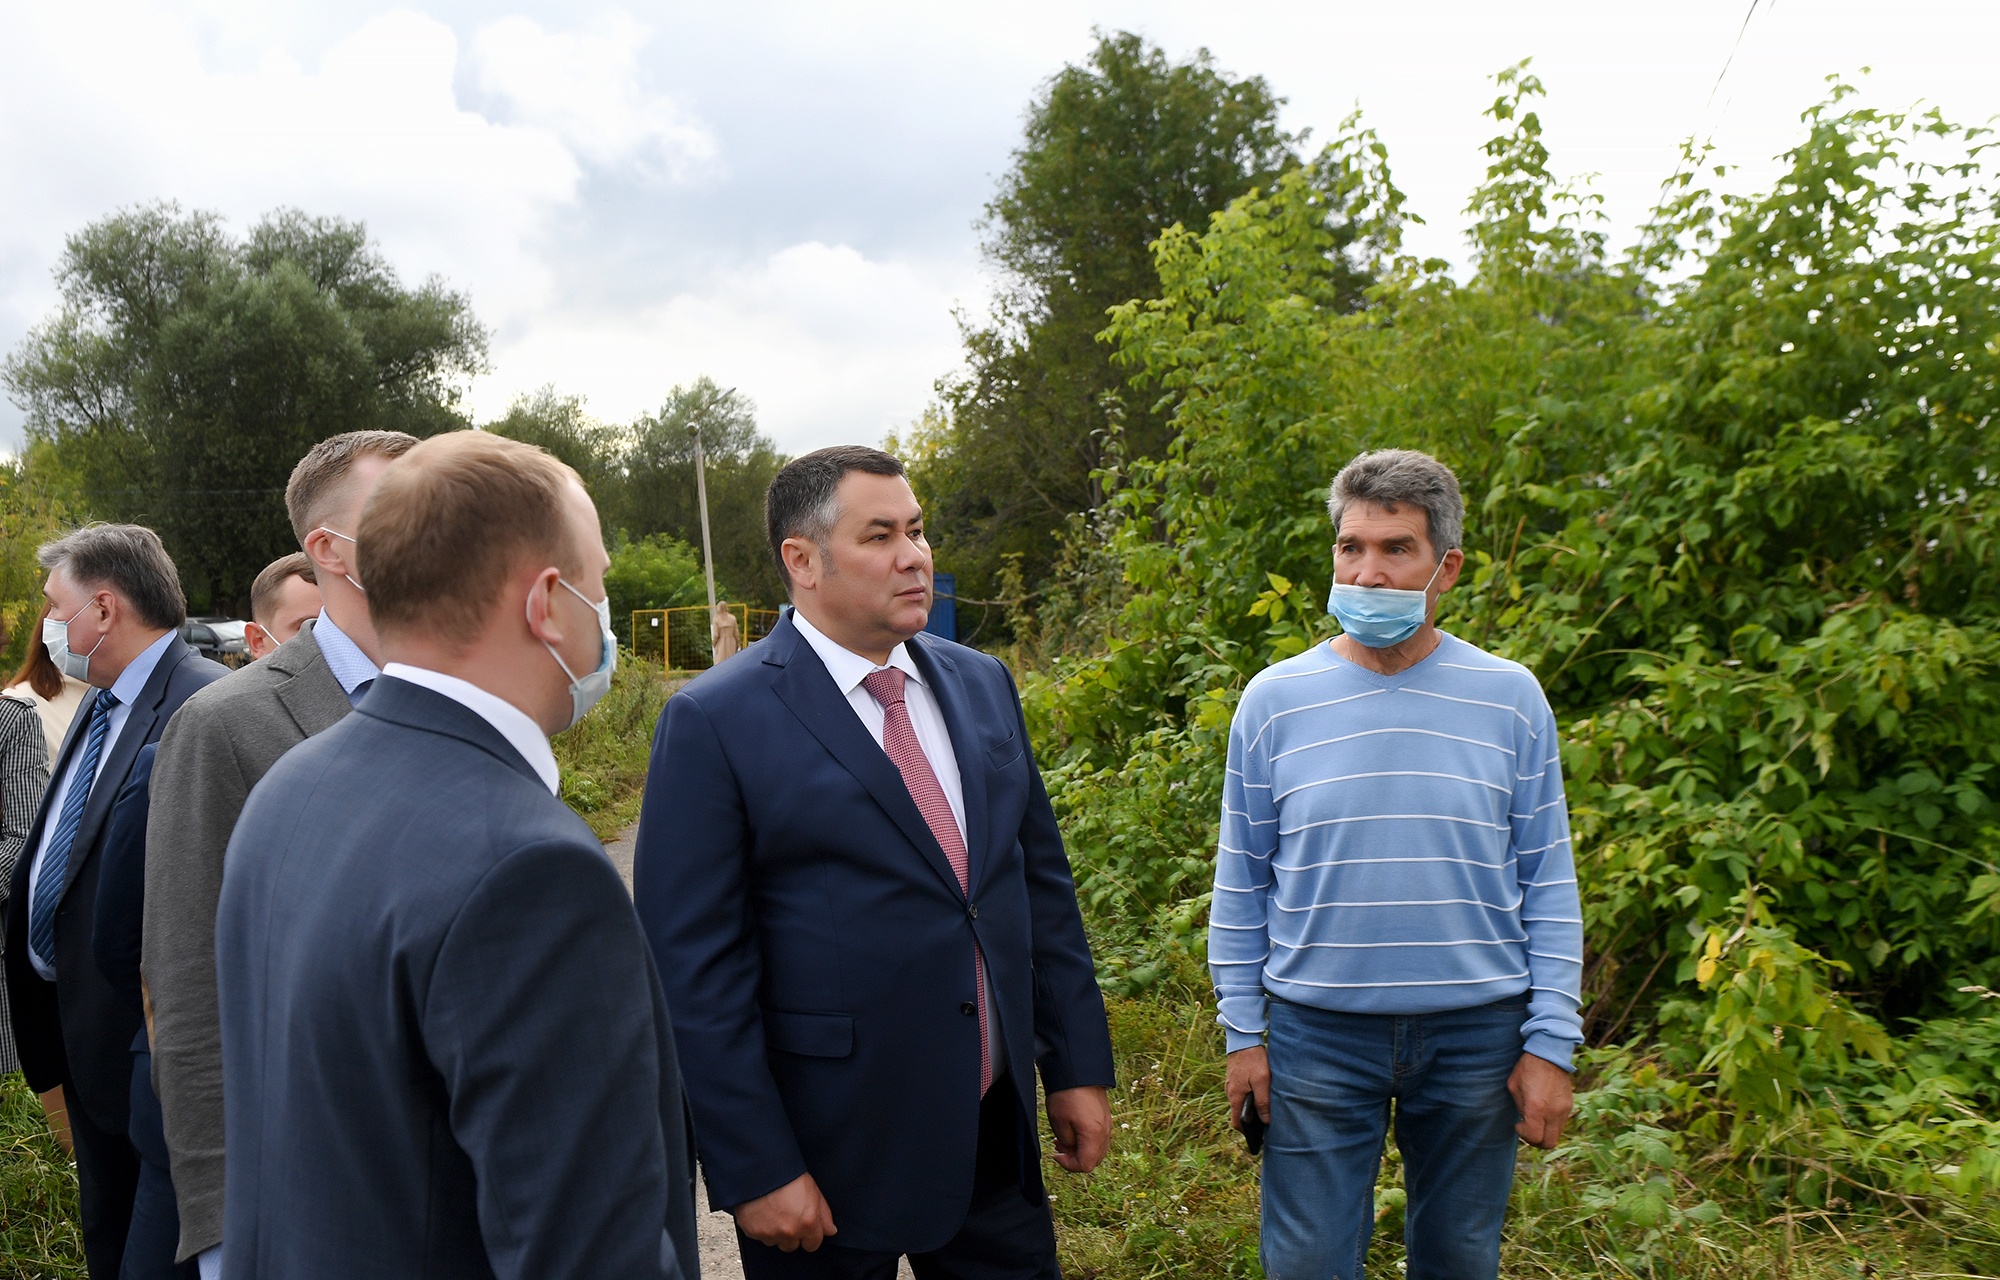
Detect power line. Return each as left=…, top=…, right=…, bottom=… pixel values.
left=1705, top=0, right=1767, bottom=116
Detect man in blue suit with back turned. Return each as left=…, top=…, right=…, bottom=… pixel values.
left=636, top=445, right=1115, bottom=1279
left=215, top=431, right=698, bottom=1278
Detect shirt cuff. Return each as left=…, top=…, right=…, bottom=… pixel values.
left=1523, top=1030, right=1579, bottom=1073
left=1223, top=1026, right=1266, bottom=1054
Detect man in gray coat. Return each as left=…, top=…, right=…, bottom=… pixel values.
left=143, top=429, right=415, bottom=1272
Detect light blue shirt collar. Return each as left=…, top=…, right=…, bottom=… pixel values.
left=110, top=629, right=178, bottom=707
left=311, top=609, right=380, bottom=696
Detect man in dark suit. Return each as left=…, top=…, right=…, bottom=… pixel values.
left=93, top=744, right=195, bottom=1279
left=636, top=445, right=1115, bottom=1279
left=145, top=429, right=415, bottom=1273
left=216, top=430, right=698, bottom=1278
left=4, top=525, right=227, bottom=1277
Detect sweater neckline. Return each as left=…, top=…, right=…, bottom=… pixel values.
left=1319, top=631, right=1455, bottom=686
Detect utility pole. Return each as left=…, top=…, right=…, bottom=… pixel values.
left=691, top=387, right=732, bottom=620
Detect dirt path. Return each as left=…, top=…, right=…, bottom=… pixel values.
left=603, top=822, right=914, bottom=1279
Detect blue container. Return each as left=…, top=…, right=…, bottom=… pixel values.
left=926, top=572, right=956, bottom=641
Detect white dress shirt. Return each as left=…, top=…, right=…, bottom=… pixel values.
left=791, top=609, right=966, bottom=844
left=381, top=664, right=561, bottom=795
left=24, top=627, right=177, bottom=979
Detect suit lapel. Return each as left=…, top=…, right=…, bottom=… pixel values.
left=908, top=635, right=993, bottom=896
left=269, top=626, right=354, bottom=737
left=60, top=640, right=189, bottom=900
left=766, top=618, right=966, bottom=900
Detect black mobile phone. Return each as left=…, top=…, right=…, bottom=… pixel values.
left=1239, top=1093, right=1266, bottom=1156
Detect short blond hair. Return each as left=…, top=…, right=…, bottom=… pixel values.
left=356, top=431, right=582, bottom=648
left=249, top=553, right=317, bottom=627
left=285, top=431, right=420, bottom=545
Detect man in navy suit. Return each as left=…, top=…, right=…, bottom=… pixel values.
left=215, top=431, right=698, bottom=1278
left=93, top=743, right=196, bottom=1280
left=636, top=445, right=1115, bottom=1278
left=4, top=525, right=228, bottom=1278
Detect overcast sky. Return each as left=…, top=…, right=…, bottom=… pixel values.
left=3, top=1, right=1996, bottom=457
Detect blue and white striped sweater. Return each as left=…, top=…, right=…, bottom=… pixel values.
left=1207, top=633, right=1585, bottom=1068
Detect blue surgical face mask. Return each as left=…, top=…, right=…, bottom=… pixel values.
left=1326, top=555, right=1447, bottom=649
left=538, top=578, right=617, bottom=731
left=43, top=607, right=107, bottom=682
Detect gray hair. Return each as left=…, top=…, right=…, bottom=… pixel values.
left=1326, top=449, right=1464, bottom=555
left=38, top=523, right=187, bottom=630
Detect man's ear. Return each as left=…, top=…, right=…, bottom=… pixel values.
left=781, top=537, right=819, bottom=592
left=302, top=527, right=347, bottom=578
left=1436, top=547, right=1466, bottom=594
left=523, top=567, right=566, bottom=646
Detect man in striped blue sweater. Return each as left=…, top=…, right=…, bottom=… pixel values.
left=1210, top=449, right=1583, bottom=1280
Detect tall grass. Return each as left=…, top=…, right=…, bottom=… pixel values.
left=8, top=657, right=1996, bottom=1277
left=551, top=659, right=678, bottom=839
left=1047, top=952, right=2000, bottom=1279
left=0, top=1073, right=83, bottom=1277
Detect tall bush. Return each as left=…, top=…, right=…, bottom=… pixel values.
left=1037, top=69, right=2000, bottom=1138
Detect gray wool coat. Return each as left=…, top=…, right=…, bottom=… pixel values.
left=143, top=621, right=352, bottom=1262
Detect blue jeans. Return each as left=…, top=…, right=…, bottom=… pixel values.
left=1261, top=996, right=1525, bottom=1280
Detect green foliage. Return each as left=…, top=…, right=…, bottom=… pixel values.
left=485, top=376, right=785, bottom=609
left=1686, top=899, right=1893, bottom=1116
left=0, top=456, right=72, bottom=675
left=3, top=203, right=487, bottom=613
left=1050, top=970, right=2000, bottom=1279
left=1020, top=63, right=2000, bottom=1206
left=549, top=660, right=675, bottom=840
left=613, top=376, right=784, bottom=608
left=603, top=533, right=717, bottom=646
left=0, top=1073, right=84, bottom=1276
left=485, top=385, right=628, bottom=506
left=915, top=30, right=1351, bottom=615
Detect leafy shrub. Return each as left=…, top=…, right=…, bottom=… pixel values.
left=1027, top=63, right=2000, bottom=1210
left=603, top=532, right=721, bottom=647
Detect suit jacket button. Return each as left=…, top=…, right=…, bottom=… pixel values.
left=967, top=902, right=979, bottom=919
left=960, top=1001, right=976, bottom=1017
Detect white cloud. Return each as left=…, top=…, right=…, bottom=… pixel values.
left=470, top=12, right=715, bottom=178
left=7, top=0, right=1998, bottom=466
left=473, top=241, right=975, bottom=453
left=0, top=6, right=584, bottom=343
left=0, top=4, right=735, bottom=448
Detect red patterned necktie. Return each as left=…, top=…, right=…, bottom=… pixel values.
left=861, top=667, right=991, bottom=1096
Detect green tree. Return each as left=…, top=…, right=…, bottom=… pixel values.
left=3, top=203, right=487, bottom=613
left=486, top=385, right=627, bottom=516
left=604, top=532, right=718, bottom=644
left=0, top=453, right=72, bottom=674
left=914, top=30, right=1362, bottom=613
left=615, top=376, right=785, bottom=607
left=1044, top=68, right=2000, bottom=1064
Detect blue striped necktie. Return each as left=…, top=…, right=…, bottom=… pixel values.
left=28, top=688, right=119, bottom=968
